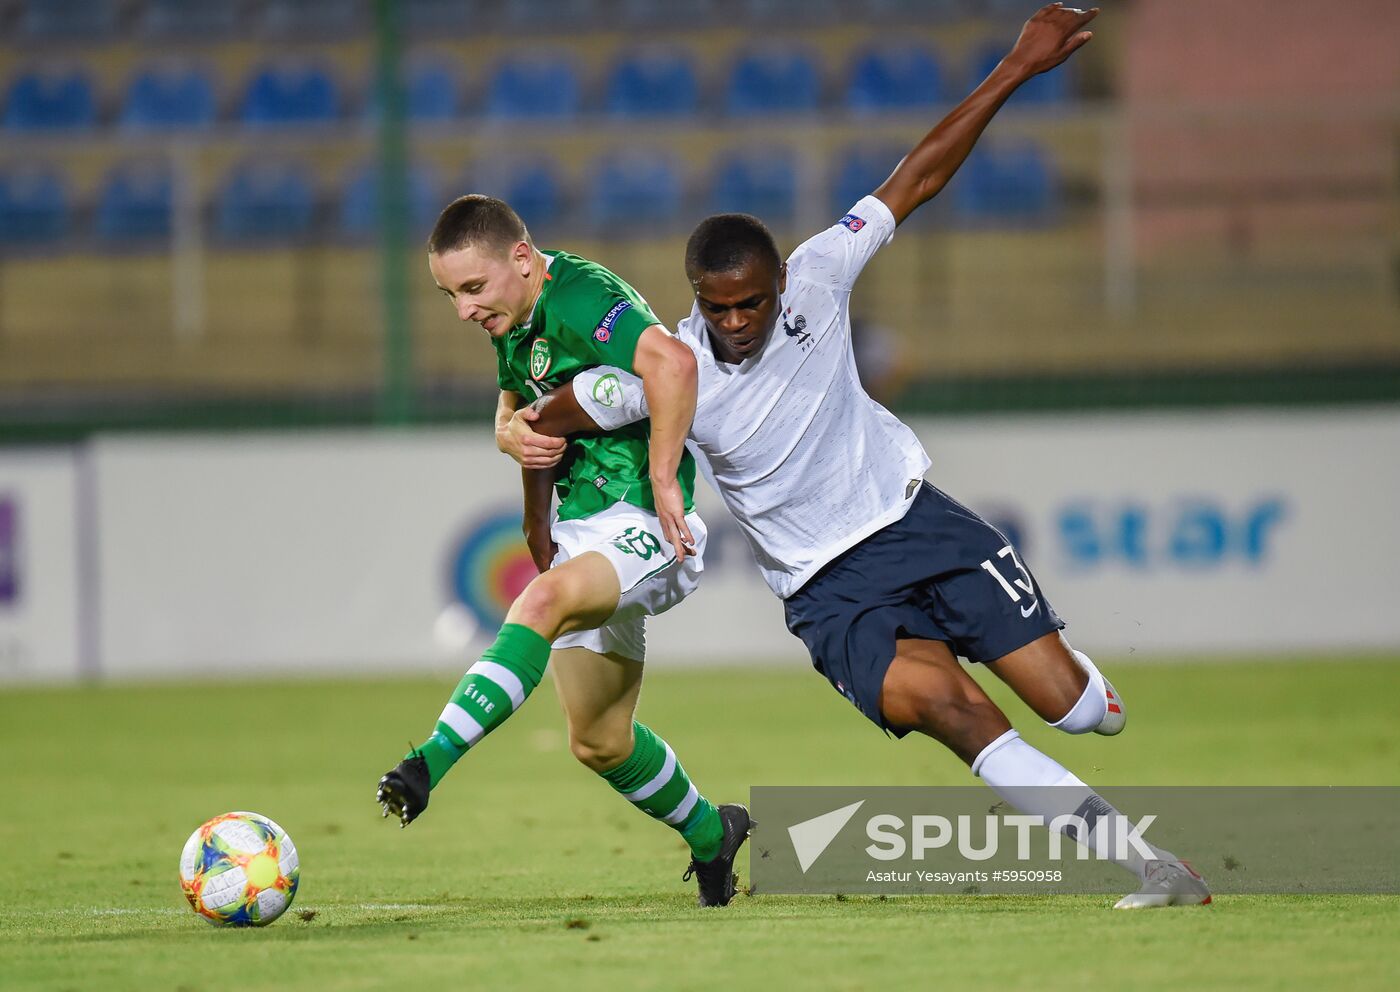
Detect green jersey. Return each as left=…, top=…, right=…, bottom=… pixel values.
left=493, top=250, right=696, bottom=522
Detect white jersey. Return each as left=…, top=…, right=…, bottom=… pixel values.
left=574, top=195, right=930, bottom=599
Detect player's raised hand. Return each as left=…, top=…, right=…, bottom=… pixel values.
left=652, top=475, right=695, bottom=563
left=502, top=406, right=566, bottom=469
left=1005, top=3, right=1098, bottom=78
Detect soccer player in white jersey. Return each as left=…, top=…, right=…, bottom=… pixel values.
left=502, top=4, right=1210, bottom=909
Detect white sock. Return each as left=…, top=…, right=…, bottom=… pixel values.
left=1049, top=653, right=1107, bottom=734
left=972, top=730, right=1170, bottom=880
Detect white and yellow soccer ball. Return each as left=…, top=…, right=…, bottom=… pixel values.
left=179, top=812, right=300, bottom=926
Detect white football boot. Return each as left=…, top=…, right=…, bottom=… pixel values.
left=1113, top=859, right=1212, bottom=909
left=1095, top=675, right=1126, bottom=736
left=1070, top=649, right=1126, bottom=736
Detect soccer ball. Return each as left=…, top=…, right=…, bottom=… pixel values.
left=179, top=811, right=300, bottom=926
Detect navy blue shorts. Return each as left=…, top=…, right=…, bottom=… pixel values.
left=783, top=483, right=1065, bottom=736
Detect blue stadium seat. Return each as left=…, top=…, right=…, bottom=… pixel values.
left=214, top=160, right=317, bottom=242
left=501, top=0, right=594, bottom=29
left=708, top=150, right=797, bottom=224
left=460, top=159, right=567, bottom=236
left=339, top=162, right=441, bottom=241
left=829, top=146, right=903, bottom=217
left=0, top=164, right=70, bottom=246
left=604, top=51, right=699, bottom=118
left=618, top=0, right=717, bottom=25
left=484, top=55, right=580, bottom=120
left=952, top=142, right=1055, bottom=222
left=589, top=154, right=681, bottom=230
left=258, top=0, right=365, bottom=37
left=844, top=45, right=944, bottom=115
left=119, top=66, right=216, bottom=131
left=238, top=64, right=342, bottom=127
left=96, top=161, right=174, bottom=244
left=404, top=0, right=486, bottom=34
left=2, top=69, right=97, bottom=131
left=738, top=0, right=840, bottom=23
left=406, top=60, right=465, bottom=122
left=135, top=0, right=240, bottom=38
left=18, top=0, right=116, bottom=40
left=972, top=43, right=1071, bottom=104
left=725, top=49, right=821, bottom=117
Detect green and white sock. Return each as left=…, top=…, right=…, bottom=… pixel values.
left=601, top=722, right=724, bottom=861
left=414, top=623, right=551, bottom=788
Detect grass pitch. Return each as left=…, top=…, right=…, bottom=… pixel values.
left=3, top=658, right=1399, bottom=991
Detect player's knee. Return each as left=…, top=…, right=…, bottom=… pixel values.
left=1049, top=648, right=1108, bottom=734
left=569, top=726, right=633, bottom=772
left=511, top=572, right=572, bottom=635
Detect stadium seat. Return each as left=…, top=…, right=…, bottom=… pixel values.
left=339, top=162, right=441, bottom=241
left=214, top=159, right=318, bottom=242
left=604, top=50, right=699, bottom=118
left=405, top=59, right=465, bottom=122
left=971, top=43, right=1071, bottom=104
left=501, top=0, right=595, bottom=29
left=134, top=0, right=240, bottom=38
left=618, top=0, right=718, bottom=25
left=738, top=0, right=841, bottom=23
left=404, top=0, right=488, bottom=34
left=238, top=64, right=342, bottom=127
left=461, top=159, right=566, bottom=237
left=725, top=49, right=821, bottom=117
left=18, top=0, right=116, bottom=40
left=258, top=0, right=365, bottom=38
left=829, top=146, right=903, bottom=217
left=118, top=66, right=217, bottom=131
left=952, top=141, right=1055, bottom=223
left=844, top=45, right=945, bottom=115
left=866, top=0, right=967, bottom=19
left=2, top=69, right=97, bottom=131
left=0, top=163, right=70, bottom=246
left=589, top=153, right=682, bottom=231
left=484, top=55, right=580, bottom=120
left=708, top=150, right=797, bottom=225
left=95, top=161, right=174, bottom=244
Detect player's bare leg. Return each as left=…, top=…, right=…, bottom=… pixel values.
left=987, top=631, right=1125, bottom=736
left=878, top=638, right=1013, bottom=764
left=376, top=553, right=623, bottom=825
left=551, top=645, right=751, bottom=906
left=551, top=645, right=645, bottom=773
left=880, top=636, right=1206, bottom=907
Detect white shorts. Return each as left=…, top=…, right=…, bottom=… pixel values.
left=550, top=500, right=706, bottom=663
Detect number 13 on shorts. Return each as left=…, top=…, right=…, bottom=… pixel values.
left=980, top=544, right=1040, bottom=616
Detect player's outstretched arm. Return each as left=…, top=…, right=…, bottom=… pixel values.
left=873, top=2, right=1096, bottom=225
left=632, top=325, right=699, bottom=561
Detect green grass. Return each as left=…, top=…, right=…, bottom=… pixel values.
left=3, top=658, right=1399, bottom=991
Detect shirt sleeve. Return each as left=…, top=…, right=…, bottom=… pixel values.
left=571, top=366, right=649, bottom=431
left=784, top=194, right=897, bottom=293
left=554, top=270, right=662, bottom=374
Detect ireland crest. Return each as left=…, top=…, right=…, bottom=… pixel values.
left=529, top=338, right=552, bottom=380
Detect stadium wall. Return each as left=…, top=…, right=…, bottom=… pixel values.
left=2, top=408, right=1397, bottom=685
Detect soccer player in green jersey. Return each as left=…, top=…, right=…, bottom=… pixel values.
left=375, top=195, right=751, bottom=906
